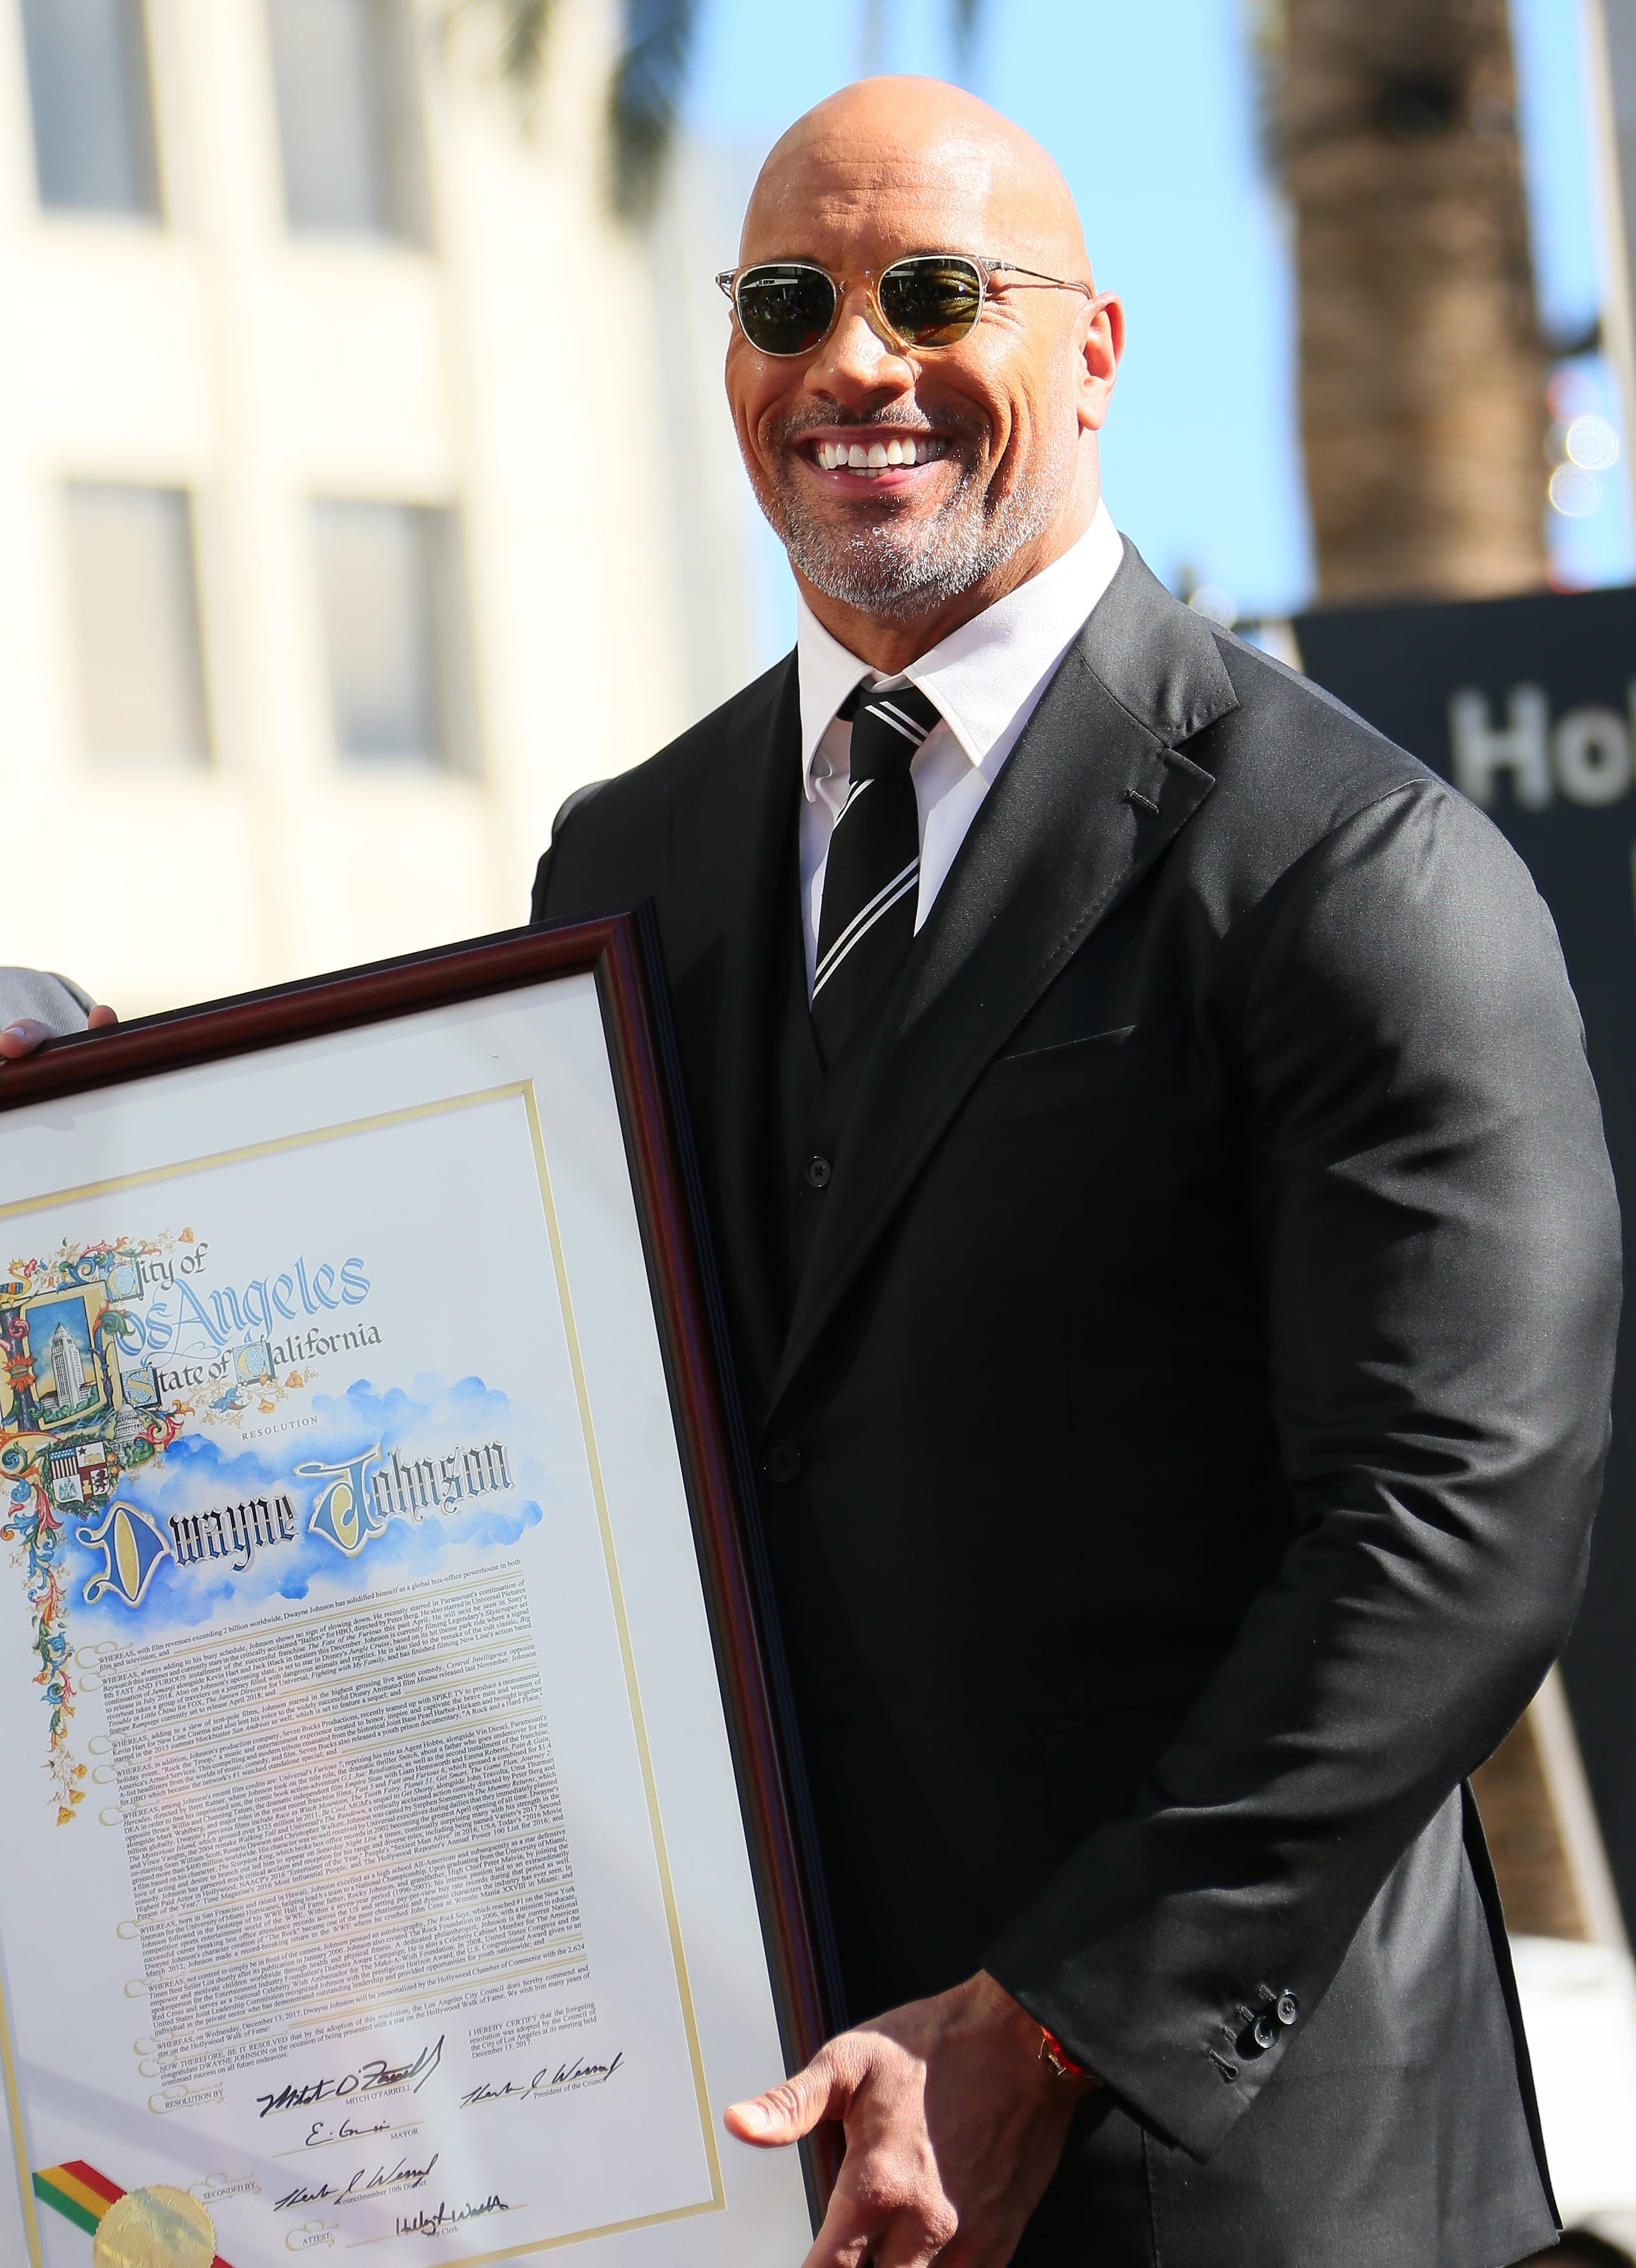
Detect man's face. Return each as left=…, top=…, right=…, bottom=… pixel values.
left=725, top=122, right=1116, bottom=626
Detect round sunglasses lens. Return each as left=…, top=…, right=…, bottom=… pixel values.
left=735, top=266, right=837, bottom=355
left=878, top=257, right=984, bottom=345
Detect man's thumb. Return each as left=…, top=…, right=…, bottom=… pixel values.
left=723, top=2051, right=843, bottom=2147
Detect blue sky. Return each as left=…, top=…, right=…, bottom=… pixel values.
left=681, top=0, right=1631, bottom=644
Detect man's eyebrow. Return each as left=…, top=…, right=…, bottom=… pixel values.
left=738, top=246, right=988, bottom=268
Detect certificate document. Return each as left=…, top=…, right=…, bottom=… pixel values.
left=0, top=933, right=821, bottom=2267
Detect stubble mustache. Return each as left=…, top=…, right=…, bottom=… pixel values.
left=756, top=403, right=1015, bottom=620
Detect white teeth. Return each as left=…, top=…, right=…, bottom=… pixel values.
left=813, top=436, right=939, bottom=471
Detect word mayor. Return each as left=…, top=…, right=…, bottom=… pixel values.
left=167, top=1442, right=512, bottom=1573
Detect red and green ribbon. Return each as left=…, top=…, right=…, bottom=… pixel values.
left=31, top=2160, right=235, bottom=2264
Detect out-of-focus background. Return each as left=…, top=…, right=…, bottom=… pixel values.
left=3, top=0, right=1626, bottom=1015
left=8, top=0, right=1636, bottom=2241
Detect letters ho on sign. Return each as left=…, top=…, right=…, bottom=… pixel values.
left=1294, top=580, right=1636, bottom=1948
left=1449, top=682, right=1636, bottom=810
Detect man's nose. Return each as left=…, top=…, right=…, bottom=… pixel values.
left=806, top=288, right=914, bottom=404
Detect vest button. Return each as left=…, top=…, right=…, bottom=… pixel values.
left=804, top=1155, right=832, bottom=1190
left=764, top=1441, right=802, bottom=1485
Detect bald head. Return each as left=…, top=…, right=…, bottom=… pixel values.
left=723, top=77, right=1120, bottom=668
left=743, top=78, right=1092, bottom=284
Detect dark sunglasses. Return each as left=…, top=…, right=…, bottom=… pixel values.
left=715, top=253, right=1099, bottom=358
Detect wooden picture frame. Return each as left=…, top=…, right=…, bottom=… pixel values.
left=0, top=914, right=836, bottom=2266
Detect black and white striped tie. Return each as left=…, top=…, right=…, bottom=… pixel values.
left=812, top=680, right=941, bottom=1063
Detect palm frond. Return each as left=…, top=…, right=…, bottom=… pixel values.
left=1242, top=0, right=1287, bottom=176
left=949, top=0, right=981, bottom=72
left=491, top=0, right=988, bottom=222
left=494, top=0, right=557, bottom=98
left=607, top=0, right=699, bottom=220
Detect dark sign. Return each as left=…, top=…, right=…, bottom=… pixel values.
left=1295, top=584, right=1636, bottom=1931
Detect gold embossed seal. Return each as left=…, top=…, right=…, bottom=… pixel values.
left=91, top=2185, right=215, bottom=2268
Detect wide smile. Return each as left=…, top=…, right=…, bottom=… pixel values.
left=797, top=432, right=953, bottom=489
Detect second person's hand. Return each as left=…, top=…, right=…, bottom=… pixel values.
left=0, top=1003, right=119, bottom=1062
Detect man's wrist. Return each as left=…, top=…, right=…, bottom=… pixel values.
left=1038, top=2026, right=1092, bottom=2083
left=974, top=1971, right=1101, bottom=2096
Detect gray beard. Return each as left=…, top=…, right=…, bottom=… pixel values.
left=759, top=424, right=1075, bottom=623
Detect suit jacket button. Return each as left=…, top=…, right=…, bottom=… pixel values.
left=804, top=1155, right=832, bottom=1190
left=1252, top=2015, right=1278, bottom=2051
left=764, top=1441, right=802, bottom=1484
left=1276, top=1993, right=1299, bottom=2027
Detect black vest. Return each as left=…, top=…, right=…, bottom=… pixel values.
left=767, top=888, right=996, bottom=2024
left=776, top=892, right=890, bottom=1327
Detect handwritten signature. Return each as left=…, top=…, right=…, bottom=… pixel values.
left=397, top=2195, right=517, bottom=2238
left=460, top=2051, right=623, bottom=2108
left=299, top=2114, right=397, bottom=2150
left=255, top=2037, right=443, bottom=2120
left=273, top=2153, right=439, bottom=2213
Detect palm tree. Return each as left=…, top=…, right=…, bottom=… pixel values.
left=1266, top=0, right=1547, bottom=601
left=497, top=3, right=1550, bottom=579
left=491, top=0, right=979, bottom=220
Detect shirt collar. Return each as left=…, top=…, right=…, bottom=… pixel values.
left=796, top=499, right=1125, bottom=798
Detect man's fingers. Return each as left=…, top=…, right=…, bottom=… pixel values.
left=804, top=2190, right=957, bottom=2268
left=865, top=2190, right=961, bottom=2268
left=871, top=2228, right=949, bottom=2268
left=799, top=2188, right=885, bottom=2268
left=723, top=2044, right=851, bottom=2147
left=87, top=1005, right=119, bottom=1030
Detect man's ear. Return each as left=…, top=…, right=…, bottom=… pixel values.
left=1077, top=294, right=1123, bottom=434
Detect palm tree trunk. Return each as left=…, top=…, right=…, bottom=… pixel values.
left=1280, top=0, right=1547, bottom=601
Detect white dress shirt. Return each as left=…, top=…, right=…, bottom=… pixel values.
left=796, top=500, right=1126, bottom=991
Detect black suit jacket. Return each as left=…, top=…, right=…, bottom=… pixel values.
left=532, top=547, right=1620, bottom=2266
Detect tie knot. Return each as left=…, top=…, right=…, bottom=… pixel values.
left=841, top=682, right=942, bottom=780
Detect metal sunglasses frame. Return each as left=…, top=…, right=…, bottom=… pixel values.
left=714, top=253, right=1102, bottom=357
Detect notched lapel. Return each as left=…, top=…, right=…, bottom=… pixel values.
left=712, top=655, right=802, bottom=1407
left=769, top=550, right=1235, bottom=1414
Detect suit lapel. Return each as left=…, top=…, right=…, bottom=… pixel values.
left=710, top=654, right=802, bottom=1409
left=767, top=548, right=1239, bottom=1415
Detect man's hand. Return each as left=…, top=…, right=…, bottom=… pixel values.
left=0, top=1004, right=117, bottom=1061
left=724, top=1969, right=1096, bottom=2268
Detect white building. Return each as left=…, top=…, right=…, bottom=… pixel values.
left=0, top=0, right=765, bottom=1013
left=47, top=1319, right=86, bottom=1409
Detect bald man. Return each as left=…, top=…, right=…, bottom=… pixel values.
left=530, top=76, right=1618, bottom=2268
left=14, top=74, right=1617, bottom=2268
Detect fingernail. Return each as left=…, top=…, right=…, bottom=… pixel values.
left=735, top=2100, right=770, bottom=2132
left=1, top=1026, right=25, bottom=1039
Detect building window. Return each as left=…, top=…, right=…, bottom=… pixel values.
left=264, top=0, right=430, bottom=242
left=20, top=0, right=161, bottom=216
left=314, top=502, right=477, bottom=772
left=64, top=485, right=211, bottom=769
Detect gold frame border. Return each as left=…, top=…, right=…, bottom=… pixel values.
left=0, top=1076, right=727, bottom=2262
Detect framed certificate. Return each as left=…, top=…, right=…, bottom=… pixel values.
left=0, top=917, right=834, bottom=2268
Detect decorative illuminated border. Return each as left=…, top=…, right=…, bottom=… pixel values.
left=0, top=1075, right=725, bottom=2265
